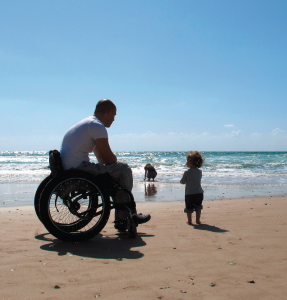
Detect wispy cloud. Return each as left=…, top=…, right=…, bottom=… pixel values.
left=229, top=130, right=242, bottom=138
left=272, top=128, right=286, bottom=136
left=224, top=124, right=234, bottom=127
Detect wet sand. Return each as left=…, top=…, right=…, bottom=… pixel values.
left=0, top=195, right=287, bottom=299
left=1, top=181, right=286, bottom=207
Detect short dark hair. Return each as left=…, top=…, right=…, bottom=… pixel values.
left=94, top=99, right=116, bottom=115
left=187, top=151, right=205, bottom=168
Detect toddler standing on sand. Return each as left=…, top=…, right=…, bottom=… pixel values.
left=180, top=151, right=205, bottom=225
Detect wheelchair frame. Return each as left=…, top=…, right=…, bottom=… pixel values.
left=34, top=150, right=138, bottom=242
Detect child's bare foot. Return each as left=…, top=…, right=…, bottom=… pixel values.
left=196, top=220, right=201, bottom=225
left=186, top=222, right=193, bottom=225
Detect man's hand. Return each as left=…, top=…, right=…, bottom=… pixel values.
left=93, top=138, right=117, bottom=165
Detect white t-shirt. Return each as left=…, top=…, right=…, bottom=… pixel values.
left=60, top=116, right=108, bottom=169
left=180, top=168, right=203, bottom=195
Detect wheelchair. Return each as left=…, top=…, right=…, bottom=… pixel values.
left=34, top=150, right=138, bottom=242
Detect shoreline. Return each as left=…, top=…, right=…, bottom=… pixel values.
left=0, top=195, right=286, bottom=299
left=0, top=181, right=286, bottom=208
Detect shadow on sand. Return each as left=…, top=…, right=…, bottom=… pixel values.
left=192, top=224, right=229, bottom=233
left=35, top=231, right=154, bottom=260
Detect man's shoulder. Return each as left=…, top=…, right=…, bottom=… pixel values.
left=67, top=116, right=105, bottom=135
left=88, top=116, right=108, bottom=138
left=89, top=116, right=105, bottom=127
left=82, top=115, right=98, bottom=123
left=77, top=116, right=104, bottom=128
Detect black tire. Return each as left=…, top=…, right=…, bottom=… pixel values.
left=34, top=174, right=53, bottom=222
left=39, top=170, right=111, bottom=242
left=38, top=174, right=90, bottom=232
left=128, top=217, right=137, bottom=238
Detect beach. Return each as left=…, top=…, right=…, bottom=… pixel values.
left=2, top=0, right=287, bottom=298
left=1, top=194, right=287, bottom=300
left=1, top=151, right=287, bottom=299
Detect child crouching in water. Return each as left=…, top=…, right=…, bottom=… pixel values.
left=180, top=151, right=204, bottom=225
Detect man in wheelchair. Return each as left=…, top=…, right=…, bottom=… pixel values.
left=60, top=99, right=151, bottom=231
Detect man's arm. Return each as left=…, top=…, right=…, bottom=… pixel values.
left=93, top=146, right=106, bottom=164
left=93, top=138, right=117, bottom=165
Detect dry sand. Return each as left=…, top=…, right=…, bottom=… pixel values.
left=0, top=195, right=287, bottom=300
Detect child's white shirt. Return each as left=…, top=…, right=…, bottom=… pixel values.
left=180, top=168, right=203, bottom=195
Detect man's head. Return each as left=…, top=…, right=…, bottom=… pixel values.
left=94, top=99, right=117, bottom=128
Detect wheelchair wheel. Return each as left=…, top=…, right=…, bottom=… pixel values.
left=34, top=174, right=53, bottom=222
left=39, top=171, right=111, bottom=242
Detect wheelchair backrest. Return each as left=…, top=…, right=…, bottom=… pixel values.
left=49, top=150, right=64, bottom=176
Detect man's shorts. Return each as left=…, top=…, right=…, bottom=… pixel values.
left=184, top=193, right=203, bottom=213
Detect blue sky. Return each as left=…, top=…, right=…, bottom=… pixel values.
left=0, top=0, right=286, bottom=151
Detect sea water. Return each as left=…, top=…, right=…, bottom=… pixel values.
left=1, top=151, right=287, bottom=184
left=0, top=151, right=287, bottom=206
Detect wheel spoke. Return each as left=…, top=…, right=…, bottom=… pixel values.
left=48, top=178, right=105, bottom=233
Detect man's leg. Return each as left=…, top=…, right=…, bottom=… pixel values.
left=103, top=162, right=151, bottom=226
left=77, top=161, right=150, bottom=226
left=105, top=162, right=133, bottom=190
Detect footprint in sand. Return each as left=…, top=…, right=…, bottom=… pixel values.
left=123, top=286, right=142, bottom=290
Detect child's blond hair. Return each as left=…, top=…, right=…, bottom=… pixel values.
left=187, top=151, right=205, bottom=168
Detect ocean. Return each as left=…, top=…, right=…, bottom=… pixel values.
left=1, top=151, right=287, bottom=184
left=1, top=151, right=287, bottom=206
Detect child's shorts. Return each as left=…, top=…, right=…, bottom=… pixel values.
left=184, top=193, right=203, bottom=213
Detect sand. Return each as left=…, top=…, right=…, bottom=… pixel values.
left=0, top=195, right=287, bottom=299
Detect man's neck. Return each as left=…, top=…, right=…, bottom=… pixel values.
left=94, top=114, right=103, bottom=123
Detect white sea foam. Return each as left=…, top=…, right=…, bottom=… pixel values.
left=0, top=151, right=287, bottom=185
